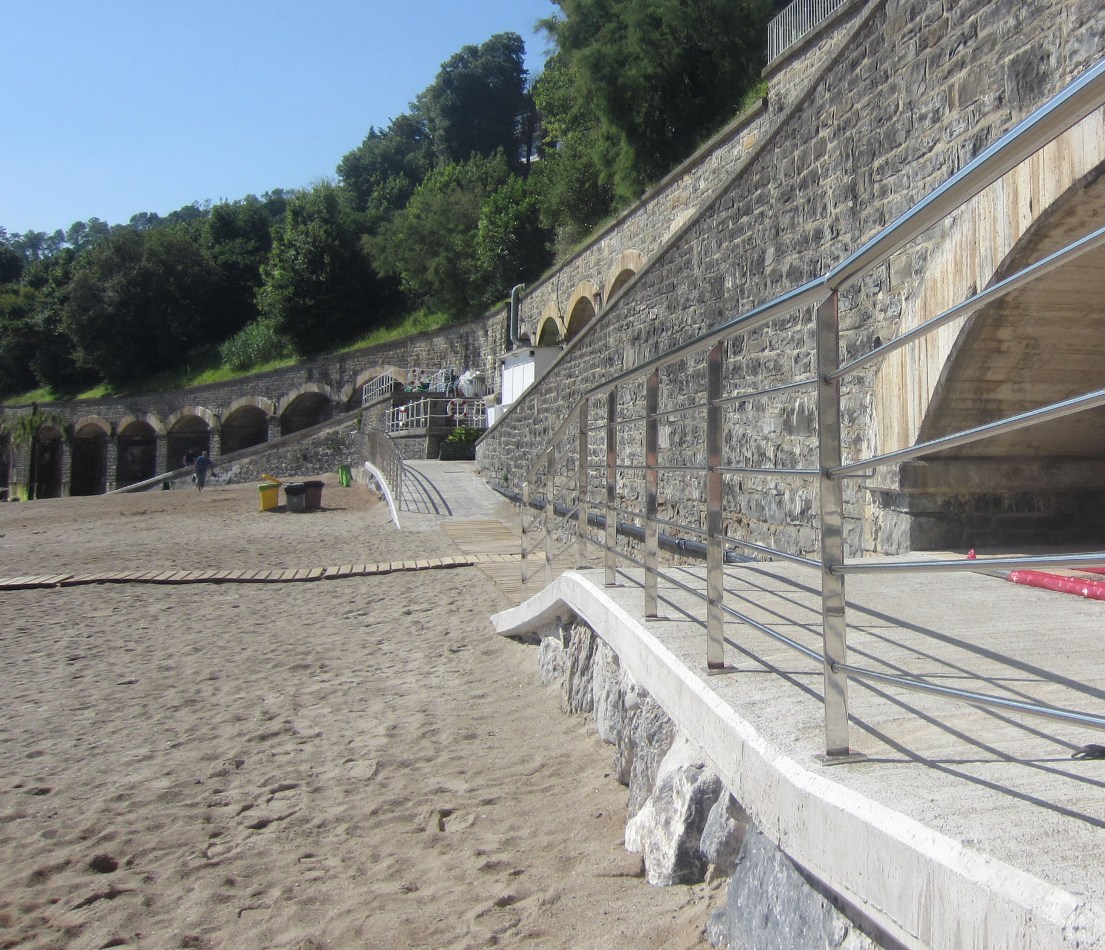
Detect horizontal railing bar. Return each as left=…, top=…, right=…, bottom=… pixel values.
left=715, top=465, right=820, bottom=477
left=715, top=377, right=819, bottom=405
left=716, top=533, right=822, bottom=569
left=831, top=223, right=1105, bottom=381
left=828, top=56, right=1105, bottom=289
left=655, top=400, right=710, bottom=419
left=832, top=385, right=1105, bottom=476
left=836, top=552, right=1105, bottom=574
left=837, top=662, right=1105, bottom=732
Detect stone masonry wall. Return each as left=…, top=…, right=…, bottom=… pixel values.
left=477, top=0, right=1105, bottom=558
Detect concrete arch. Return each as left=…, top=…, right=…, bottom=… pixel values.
left=564, top=280, right=600, bottom=342
left=534, top=300, right=563, bottom=345
left=536, top=316, right=562, bottom=346
left=166, top=407, right=216, bottom=469
left=118, top=413, right=166, bottom=437
left=71, top=418, right=109, bottom=496
left=72, top=415, right=112, bottom=438
left=221, top=401, right=271, bottom=455
left=166, top=406, right=219, bottom=432
left=33, top=425, right=64, bottom=499
left=870, top=113, right=1105, bottom=550
left=603, top=250, right=648, bottom=304
left=226, top=395, right=276, bottom=418
left=116, top=417, right=159, bottom=487
left=875, top=109, right=1105, bottom=460
left=278, top=383, right=337, bottom=436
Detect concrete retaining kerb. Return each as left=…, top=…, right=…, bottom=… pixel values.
left=491, top=572, right=1105, bottom=949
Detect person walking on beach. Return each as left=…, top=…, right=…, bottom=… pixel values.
left=193, top=450, right=216, bottom=491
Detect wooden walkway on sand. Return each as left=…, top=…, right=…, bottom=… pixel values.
left=0, top=554, right=522, bottom=592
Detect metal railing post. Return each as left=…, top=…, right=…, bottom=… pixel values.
left=578, top=402, right=590, bottom=568
left=545, top=451, right=555, bottom=586
left=816, top=291, right=855, bottom=760
left=645, top=370, right=660, bottom=616
left=605, top=390, right=618, bottom=586
left=521, top=479, right=531, bottom=570
left=706, top=343, right=726, bottom=668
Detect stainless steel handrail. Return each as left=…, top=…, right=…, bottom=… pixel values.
left=519, top=56, right=1105, bottom=757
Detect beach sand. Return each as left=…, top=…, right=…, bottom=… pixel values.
left=0, top=480, right=715, bottom=949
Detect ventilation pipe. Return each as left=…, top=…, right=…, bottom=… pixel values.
left=509, top=284, right=526, bottom=349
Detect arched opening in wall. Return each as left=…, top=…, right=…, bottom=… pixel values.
left=167, top=416, right=211, bottom=472
left=564, top=296, right=596, bottom=342
left=222, top=405, right=269, bottom=454
left=70, top=423, right=108, bottom=496
left=907, top=170, right=1105, bottom=551
left=536, top=317, right=561, bottom=346
left=0, top=432, right=9, bottom=495
left=606, top=268, right=636, bottom=301
left=33, top=425, right=64, bottom=499
left=117, top=420, right=157, bottom=487
left=280, top=392, right=333, bottom=436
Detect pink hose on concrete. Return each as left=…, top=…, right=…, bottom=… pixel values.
left=1006, top=569, right=1105, bottom=601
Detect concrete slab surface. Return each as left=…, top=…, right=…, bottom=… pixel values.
left=493, top=559, right=1105, bottom=948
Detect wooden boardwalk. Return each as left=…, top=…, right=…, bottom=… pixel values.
left=0, top=555, right=510, bottom=591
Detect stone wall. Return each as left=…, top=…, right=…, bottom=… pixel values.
left=532, top=618, right=882, bottom=950
left=477, top=0, right=1105, bottom=557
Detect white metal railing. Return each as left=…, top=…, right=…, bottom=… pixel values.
left=362, top=372, right=397, bottom=406
left=521, top=56, right=1105, bottom=761
left=767, top=0, right=849, bottom=61
left=363, top=428, right=405, bottom=528
left=385, top=397, right=487, bottom=433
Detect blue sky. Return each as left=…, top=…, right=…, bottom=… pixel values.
left=1, top=0, right=557, bottom=237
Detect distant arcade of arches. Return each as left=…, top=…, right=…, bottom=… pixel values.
left=7, top=379, right=352, bottom=498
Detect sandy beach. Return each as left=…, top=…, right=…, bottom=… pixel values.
left=0, top=478, right=714, bottom=949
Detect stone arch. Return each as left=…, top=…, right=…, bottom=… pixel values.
left=563, top=280, right=600, bottom=342
left=221, top=397, right=274, bottom=455
left=536, top=316, right=562, bottom=346
left=166, top=408, right=215, bottom=470
left=118, top=413, right=166, bottom=437
left=70, top=416, right=111, bottom=496
left=278, top=383, right=337, bottom=436
left=33, top=424, right=64, bottom=499
left=534, top=300, right=563, bottom=346
left=603, top=250, right=648, bottom=304
left=116, top=417, right=159, bottom=487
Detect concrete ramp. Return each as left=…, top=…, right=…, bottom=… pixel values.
left=493, top=563, right=1105, bottom=949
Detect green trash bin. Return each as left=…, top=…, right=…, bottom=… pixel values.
left=338, top=464, right=352, bottom=487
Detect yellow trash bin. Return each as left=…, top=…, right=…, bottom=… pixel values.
left=258, top=482, right=280, bottom=511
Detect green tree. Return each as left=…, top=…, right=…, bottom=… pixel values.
left=204, top=196, right=274, bottom=336
left=62, top=225, right=220, bottom=387
left=257, top=182, right=381, bottom=355
left=545, top=0, right=772, bottom=201
left=337, top=114, right=432, bottom=228
left=414, top=33, right=532, bottom=170
left=370, top=152, right=515, bottom=316
left=473, top=176, right=553, bottom=304
left=529, top=51, right=615, bottom=250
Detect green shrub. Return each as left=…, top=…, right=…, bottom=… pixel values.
left=218, top=316, right=293, bottom=370
left=444, top=425, right=481, bottom=445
